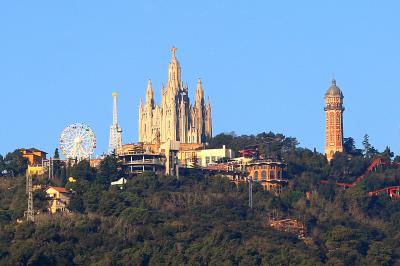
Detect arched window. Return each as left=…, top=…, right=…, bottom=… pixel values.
left=261, top=170, right=267, bottom=180
left=270, top=170, right=275, bottom=180
left=254, top=171, right=259, bottom=180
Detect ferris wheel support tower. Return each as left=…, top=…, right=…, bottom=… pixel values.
left=108, top=92, right=123, bottom=155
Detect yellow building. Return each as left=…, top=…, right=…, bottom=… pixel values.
left=89, top=158, right=102, bottom=168
left=45, top=186, right=72, bottom=214
left=324, top=79, right=344, bottom=161
left=19, top=148, right=47, bottom=165
left=27, top=165, right=46, bottom=177
left=19, top=148, right=47, bottom=176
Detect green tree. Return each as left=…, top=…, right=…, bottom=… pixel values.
left=366, top=241, right=393, bottom=266
left=68, top=194, right=85, bottom=213
left=0, top=155, right=5, bottom=174
left=96, top=155, right=122, bottom=188
left=3, top=150, right=28, bottom=176
left=52, top=148, right=61, bottom=179
left=33, top=190, right=48, bottom=211
left=344, top=137, right=356, bottom=153
left=362, top=134, right=378, bottom=158
left=381, top=146, right=394, bottom=162
left=71, top=160, right=96, bottom=181
left=344, top=137, right=363, bottom=156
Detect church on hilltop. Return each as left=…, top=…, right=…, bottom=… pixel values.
left=138, top=47, right=212, bottom=146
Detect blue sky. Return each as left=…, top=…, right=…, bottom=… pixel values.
left=1, top=1, right=399, bottom=157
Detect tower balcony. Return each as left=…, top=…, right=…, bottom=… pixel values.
left=324, top=105, right=345, bottom=111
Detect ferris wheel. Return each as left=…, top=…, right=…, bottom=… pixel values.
left=59, top=123, right=96, bottom=161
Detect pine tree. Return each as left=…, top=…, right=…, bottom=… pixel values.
left=362, top=134, right=378, bottom=158
left=381, top=146, right=394, bottom=162
left=53, top=148, right=61, bottom=179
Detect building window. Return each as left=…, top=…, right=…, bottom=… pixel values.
left=205, top=157, right=210, bottom=165
left=270, top=170, right=275, bottom=179
left=254, top=171, right=259, bottom=180
left=261, top=170, right=267, bottom=180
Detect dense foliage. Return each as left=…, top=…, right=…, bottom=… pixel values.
left=0, top=149, right=28, bottom=177
left=0, top=132, right=400, bottom=265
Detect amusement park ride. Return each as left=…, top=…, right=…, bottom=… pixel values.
left=321, top=157, right=400, bottom=198
left=44, top=123, right=97, bottom=179
left=59, top=123, right=97, bottom=161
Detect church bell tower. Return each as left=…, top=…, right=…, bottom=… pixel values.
left=324, top=79, right=344, bottom=161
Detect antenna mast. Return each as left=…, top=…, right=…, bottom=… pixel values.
left=108, top=92, right=123, bottom=155
left=26, top=175, right=34, bottom=222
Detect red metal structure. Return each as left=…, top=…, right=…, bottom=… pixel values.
left=321, top=157, right=400, bottom=198
left=321, top=157, right=383, bottom=187
left=368, top=186, right=400, bottom=198
left=238, top=148, right=258, bottom=158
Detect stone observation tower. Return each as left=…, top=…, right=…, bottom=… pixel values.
left=138, top=47, right=212, bottom=145
left=324, top=79, right=344, bottom=161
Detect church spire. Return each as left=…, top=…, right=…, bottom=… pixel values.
left=138, top=48, right=212, bottom=145
left=146, top=79, right=154, bottom=106
left=195, top=78, right=204, bottom=106
left=206, top=96, right=211, bottom=108
left=196, top=78, right=204, bottom=93
left=168, top=46, right=181, bottom=90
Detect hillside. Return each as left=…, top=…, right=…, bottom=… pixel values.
left=0, top=132, right=400, bottom=265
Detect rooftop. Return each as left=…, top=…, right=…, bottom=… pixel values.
left=325, top=79, right=343, bottom=98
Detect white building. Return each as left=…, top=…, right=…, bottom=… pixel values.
left=179, top=145, right=234, bottom=167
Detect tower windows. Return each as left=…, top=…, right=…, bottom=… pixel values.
left=325, top=82, right=344, bottom=161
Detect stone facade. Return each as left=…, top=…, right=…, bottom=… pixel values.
left=246, top=160, right=287, bottom=192
left=139, top=47, right=212, bottom=145
left=324, top=79, right=344, bottom=161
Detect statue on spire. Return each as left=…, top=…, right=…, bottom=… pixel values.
left=167, top=46, right=181, bottom=90
left=171, top=46, right=177, bottom=58
left=139, top=48, right=213, bottom=145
